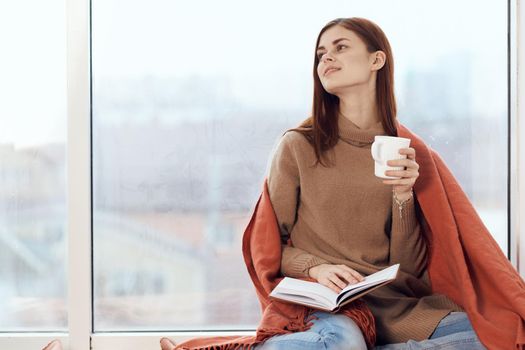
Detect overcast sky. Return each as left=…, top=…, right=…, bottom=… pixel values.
left=0, top=0, right=505, bottom=148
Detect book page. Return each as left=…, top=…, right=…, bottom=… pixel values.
left=270, top=264, right=400, bottom=310
left=270, top=292, right=330, bottom=310
left=339, top=264, right=399, bottom=295
left=335, top=264, right=399, bottom=305
left=272, top=278, right=338, bottom=306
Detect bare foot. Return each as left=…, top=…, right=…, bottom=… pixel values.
left=160, top=337, right=176, bottom=350
left=42, top=340, right=62, bottom=350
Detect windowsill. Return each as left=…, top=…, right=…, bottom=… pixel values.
left=0, top=331, right=257, bottom=349
left=0, top=333, right=69, bottom=349
left=92, top=331, right=256, bottom=349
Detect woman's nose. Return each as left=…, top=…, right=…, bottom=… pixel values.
left=321, top=53, right=334, bottom=63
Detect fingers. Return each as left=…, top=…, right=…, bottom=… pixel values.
left=338, top=265, right=365, bottom=282
left=387, top=158, right=419, bottom=170
left=384, top=169, right=418, bottom=178
left=382, top=176, right=417, bottom=186
left=387, top=147, right=419, bottom=171
left=384, top=150, right=419, bottom=185
left=317, top=265, right=366, bottom=294
left=321, top=272, right=348, bottom=293
left=399, top=147, right=416, bottom=160
left=336, top=271, right=358, bottom=286
left=327, top=272, right=347, bottom=292
left=325, top=278, right=343, bottom=293
left=325, top=267, right=364, bottom=293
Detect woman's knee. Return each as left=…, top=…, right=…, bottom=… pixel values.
left=322, top=314, right=368, bottom=350
left=253, top=313, right=367, bottom=350
left=326, top=336, right=367, bottom=350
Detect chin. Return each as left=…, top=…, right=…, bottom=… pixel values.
left=323, top=80, right=361, bottom=95
left=322, top=83, right=343, bottom=95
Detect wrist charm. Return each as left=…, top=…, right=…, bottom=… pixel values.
left=393, top=189, right=413, bottom=219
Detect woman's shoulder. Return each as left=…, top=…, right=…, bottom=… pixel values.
left=268, top=130, right=311, bottom=165
left=280, top=129, right=311, bottom=149
left=266, top=129, right=316, bottom=175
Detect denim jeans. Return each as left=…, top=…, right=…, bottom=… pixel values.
left=253, top=311, right=486, bottom=350
left=374, top=311, right=487, bottom=350
left=253, top=310, right=368, bottom=350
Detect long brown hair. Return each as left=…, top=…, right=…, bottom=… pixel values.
left=287, top=17, right=398, bottom=167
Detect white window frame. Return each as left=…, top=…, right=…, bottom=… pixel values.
left=67, top=0, right=92, bottom=348
left=0, top=0, right=523, bottom=348
left=510, top=0, right=525, bottom=278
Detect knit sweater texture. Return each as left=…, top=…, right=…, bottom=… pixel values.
left=267, top=115, right=464, bottom=345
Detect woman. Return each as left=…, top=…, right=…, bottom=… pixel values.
left=255, top=17, right=486, bottom=350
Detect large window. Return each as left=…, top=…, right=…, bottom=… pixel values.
left=92, top=0, right=507, bottom=332
left=1, top=0, right=521, bottom=348
left=0, top=0, right=67, bottom=331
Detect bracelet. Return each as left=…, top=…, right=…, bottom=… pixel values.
left=393, top=188, right=413, bottom=219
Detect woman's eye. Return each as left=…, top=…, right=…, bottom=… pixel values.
left=317, top=45, right=347, bottom=59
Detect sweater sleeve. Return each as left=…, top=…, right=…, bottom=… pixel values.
left=267, top=132, right=329, bottom=278
left=389, top=194, right=427, bottom=277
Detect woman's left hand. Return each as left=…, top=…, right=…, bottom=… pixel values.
left=382, top=147, right=419, bottom=195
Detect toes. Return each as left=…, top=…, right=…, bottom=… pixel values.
left=42, top=340, right=63, bottom=350
left=160, top=337, right=176, bottom=350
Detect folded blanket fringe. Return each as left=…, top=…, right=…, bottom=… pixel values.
left=173, top=299, right=376, bottom=350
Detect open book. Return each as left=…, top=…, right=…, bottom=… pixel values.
left=269, top=263, right=399, bottom=312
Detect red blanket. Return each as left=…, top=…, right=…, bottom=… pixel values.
left=162, top=121, right=525, bottom=350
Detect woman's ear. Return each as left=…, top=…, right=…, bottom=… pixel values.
left=372, top=51, right=386, bottom=70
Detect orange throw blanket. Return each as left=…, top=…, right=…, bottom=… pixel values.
left=162, top=120, right=525, bottom=350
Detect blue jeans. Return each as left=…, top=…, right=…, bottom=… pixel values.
left=253, top=310, right=367, bottom=350
left=253, top=311, right=486, bottom=350
left=374, top=311, right=487, bottom=349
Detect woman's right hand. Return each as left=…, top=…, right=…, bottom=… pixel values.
left=308, top=264, right=365, bottom=293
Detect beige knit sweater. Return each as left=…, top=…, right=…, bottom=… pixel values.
left=267, top=115, right=464, bottom=345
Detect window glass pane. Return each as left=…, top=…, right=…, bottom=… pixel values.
left=92, top=0, right=507, bottom=330
left=0, top=1, right=67, bottom=331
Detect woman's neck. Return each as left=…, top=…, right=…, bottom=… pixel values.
left=338, top=96, right=381, bottom=130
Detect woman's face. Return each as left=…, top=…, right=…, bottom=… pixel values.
left=316, top=25, right=383, bottom=96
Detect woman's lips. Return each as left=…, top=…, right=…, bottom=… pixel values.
left=325, top=68, right=340, bottom=76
